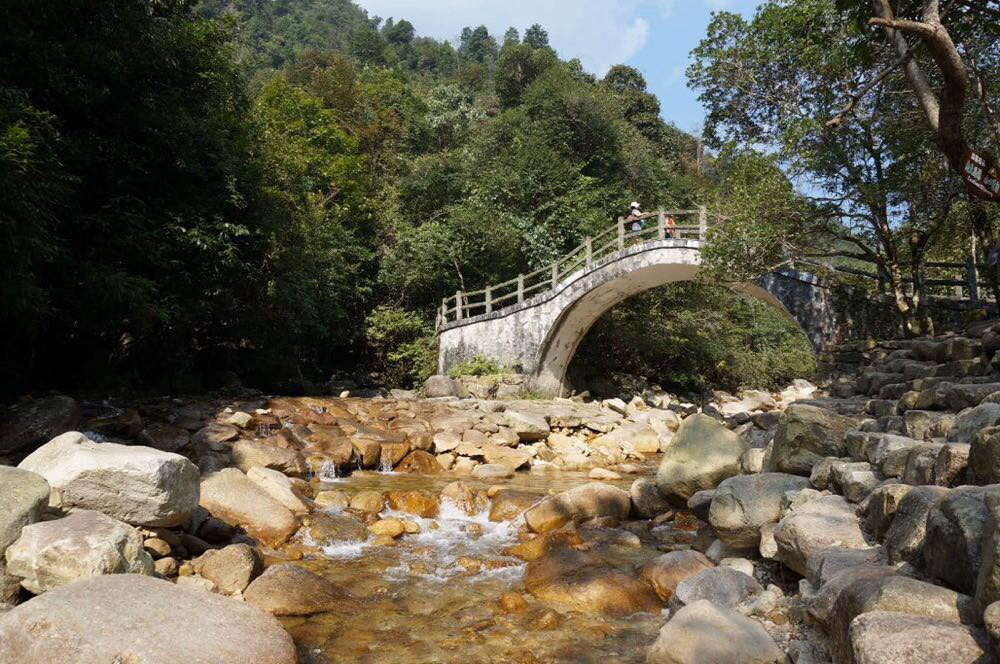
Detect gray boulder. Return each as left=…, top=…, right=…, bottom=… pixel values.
left=924, top=486, right=989, bottom=594
left=970, top=427, right=1000, bottom=484
left=629, top=477, right=671, bottom=518
left=849, top=611, right=994, bottom=664
left=830, top=574, right=979, bottom=664
left=773, top=495, right=868, bottom=576
left=883, top=486, right=949, bottom=565
left=976, top=487, right=1000, bottom=610
left=656, top=414, right=747, bottom=504
left=646, top=599, right=784, bottom=664
left=708, top=473, right=811, bottom=549
left=5, top=510, right=153, bottom=593
left=0, top=574, right=296, bottom=664
left=949, top=403, right=1000, bottom=443
left=423, top=375, right=463, bottom=398
left=904, top=410, right=955, bottom=441
left=668, top=567, right=762, bottom=611
left=861, top=483, right=913, bottom=539
left=18, top=432, right=199, bottom=527
left=765, top=404, right=850, bottom=476
left=0, top=467, right=49, bottom=605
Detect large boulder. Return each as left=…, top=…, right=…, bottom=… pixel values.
left=947, top=403, right=1000, bottom=443
left=5, top=510, right=153, bottom=593
left=198, top=468, right=298, bottom=546
left=0, top=395, right=79, bottom=456
left=829, top=573, right=979, bottom=664
left=655, top=414, right=747, bottom=504
left=849, top=611, right=995, bottom=664
left=970, top=427, right=1000, bottom=485
left=709, top=473, right=811, bottom=549
left=244, top=564, right=354, bottom=616
left=0, top=467, right=50, bottom=605
left=423, top=375, right=462, bottom=398
left=645, top=600, right=784, bottom=664
left=924, top=486, right=989, bottom=594
left=669, top=567, right=763, bottom=610
left=765, top=403, right=850, bottom=476
left=502, top=409, right=551, bottom=441
left=232, top=439, right=307, bottom=477
left=639, top=550, right=715, bottom=602
left=883, top=486, right=949, bottom=565
left=18, top=432, right=199, bottom=527
left=523, top=483, right=630, bottom=533
left=861, top=483, right=913, bottom=540
left=0, top=574, right=296, bottom=664
left=194, top=543, right=262, bottom=595
left=524, top=548, right=660, bottom=615
left=773, top=495, right=868, bottom=576
left=976, top=487, right=1000, bottom=609
left=808, top=565, right=897, bottom=623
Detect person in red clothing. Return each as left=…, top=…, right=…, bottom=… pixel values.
left=665, top=215, right=676, bottom=239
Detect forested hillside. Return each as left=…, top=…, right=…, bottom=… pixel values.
left=0, top=0, right=813, bottom=397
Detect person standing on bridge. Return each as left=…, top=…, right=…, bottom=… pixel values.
left=627, top=202, right=645, bottom=245
left=665, top=215, right=676, bottom=239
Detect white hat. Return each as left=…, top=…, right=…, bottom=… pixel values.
left=630, top=201, right=640, bottom=208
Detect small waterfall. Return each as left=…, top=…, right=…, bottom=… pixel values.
left=318, top=460, right=341, bottom=482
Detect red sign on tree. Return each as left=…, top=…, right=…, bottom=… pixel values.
left=963, top=150, right=1000, bottom=202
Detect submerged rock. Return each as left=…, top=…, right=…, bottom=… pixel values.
left=524, top=548, right=660, bottom=615
left=523, top=482, right=630, bottom=533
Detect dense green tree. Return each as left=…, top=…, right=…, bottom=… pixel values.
left=523, top=24, right=551, bottom=49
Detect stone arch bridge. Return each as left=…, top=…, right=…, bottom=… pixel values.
left=435, top=210, right=839, bottom=397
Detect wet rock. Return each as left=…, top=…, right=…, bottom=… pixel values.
left=765, top=403, right=850, bottom=476
left=195, top=543, right=262, bottom=595
left=849, top=611, right=995, bottom=664
left=0, top=574, right=296, bottom=664
left=524, top=548, right=660, bottom=615
left=645, top=599, right=784, bottom=664
left=192, top=422, right=239, bottom=449
left=489, top=489, right=543, bottom=522
left=709, top=472, right=811, bottom=549
left=523, top=482, right=630, bottom=533
left=244, top=564, right=353, bottom=616
left=630, top=477, right=671, bottom=518
left=829, top=574, right=978, bottom=664
left=638, top=551, right=715, bottom=604
left=924, top=486, right=988, bottom=594
left=199, top=468, right=298, bottom=546
left=773, top=495, right=868, bottom=576
left=386, top=490, right=440, bottom=518
left=138, top=422, right=190, bottom=453
left=5, top=510, right=153, bottom=593
left=669, top=566, right=763, bottom=610
left=0, top=395, right=79, bottom=456
left=395, top=450, right=441, bottom=474
left=655, top=414, right=747, bottom=504
left=369, top=518, right=406, bottom=538
left=314, top=490, right=349, bottom=510
left=351, top=438, right=381, bottom=467
left=473, top=463, right=514, bottom=479
left=349, top=490, right=385, bottom=514
left=246, top=466, right=310, bottom=515
left=232, top=439, right=306, bottom=477
left=19, top=432, right=199, bottom=527
left=883, top=486, right=949, bottom=565
left=302, top=512, right=367, bottom=543
left=440, top=481, right=486, bottom=516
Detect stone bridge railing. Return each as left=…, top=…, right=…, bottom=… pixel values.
left=436, top=208, right=708, bottom=328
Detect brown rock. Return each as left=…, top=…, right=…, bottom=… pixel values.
left=244, top=564, right=353, bottom=616
left=639, top=550, right=715, bottom=602
left=395, top=450, right=441, bottom=474
left=524, top=548, right=661, bottom=615
left=523, top=483, right=630, bottom=533
left=386, top=490, right=440, bottom=518
left=196, top=543, right=262, bottom=595
left=198, top=469, right=298, bottom=546
left=489, top=489, right=544, bottom=522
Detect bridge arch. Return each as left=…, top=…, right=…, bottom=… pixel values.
left=437, top=239, right=838, bottom=397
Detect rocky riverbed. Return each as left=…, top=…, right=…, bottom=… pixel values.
left=5, top=323, right=1000, bottom=663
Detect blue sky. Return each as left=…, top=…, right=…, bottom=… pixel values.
left=355, top=0, right=762, bottom=136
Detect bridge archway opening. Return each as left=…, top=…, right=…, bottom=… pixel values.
left=541, top=272, right=817, bottom=398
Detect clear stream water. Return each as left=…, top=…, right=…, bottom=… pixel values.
left=280, top=468, right=669, bottom=664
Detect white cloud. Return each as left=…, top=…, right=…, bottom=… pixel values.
left=355, top=0, right=663, bottom=75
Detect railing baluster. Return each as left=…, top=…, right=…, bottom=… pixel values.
left=517, top=275, right=524, bottom=304
left=617, top=219, right=624, bottom=250
left=485, top=286, right=492, bottom=313
left=551, top=263, right=558, bottom=289
left=454, top=290, right=463, bottom=320
left=657, top=210, right=665, bottom=240
left=698, top=205, right=707, bottom=241
left=585, top=237, right=593, bottom=267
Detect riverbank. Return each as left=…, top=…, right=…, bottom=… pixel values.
left=3, top=323, right=1000, bottom=662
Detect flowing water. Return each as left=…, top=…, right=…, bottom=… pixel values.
left=280, top=468, right=670, bottom=663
